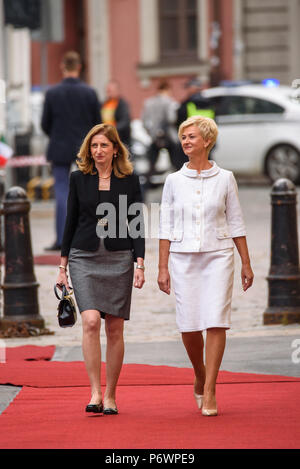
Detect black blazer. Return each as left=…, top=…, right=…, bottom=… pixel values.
left=61, top=170, right=145, bottom=261
left=115, top=98, right=131, bottom=146
left=41, top=78, right=101, bottom=166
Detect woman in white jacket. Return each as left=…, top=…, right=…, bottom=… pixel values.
left=158, top=115, right=254, bottom=416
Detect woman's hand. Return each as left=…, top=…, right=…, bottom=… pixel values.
left=232, top=237, right=254, bottom=292
left=134, top=268, right=145, bottom=289
left=56, top=269, right=71, bottom=292
left=158, top=268, right=171, bottom=295
left=241, top=263, right=254, bottom=291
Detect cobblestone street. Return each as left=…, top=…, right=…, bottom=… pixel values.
left=2, top=184, right=299, bottom=348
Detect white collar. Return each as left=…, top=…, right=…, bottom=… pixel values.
left=180, top=161, right=220, bottom=178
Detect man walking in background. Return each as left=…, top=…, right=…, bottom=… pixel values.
left=41, top=51, right=101, bottom=251
left=142, top=81, right=179, bottom=179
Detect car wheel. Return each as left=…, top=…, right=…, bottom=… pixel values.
left=266, top=145, right=300, bottom=184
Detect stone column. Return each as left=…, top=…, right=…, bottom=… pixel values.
left=85, top=0, right=110, bottom=101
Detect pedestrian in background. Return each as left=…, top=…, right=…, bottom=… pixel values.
left=101, top=80, right=131, bottom=148
left=158, top=115, right=253, bottom=416
left=176, top=79, right=216, bottom=165
left=142, top=81, right=180, bottom=179
left=41, top=51, right=101, bottom=251
left=176, top=78, right=215, bottom=127
left=56, top=123, right=145, bottom=415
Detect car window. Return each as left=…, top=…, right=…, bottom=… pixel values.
left=207, top=96, right=223, bottom=117
left=246, top=97, right=284, bottom=114
left=217, top=96, right=284, bottom=116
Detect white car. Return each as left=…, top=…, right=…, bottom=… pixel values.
left=202, top=84, right=300, bottom=183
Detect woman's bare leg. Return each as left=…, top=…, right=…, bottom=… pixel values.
left=104, top=315, right=125, bottom=409
left=181, top=331, right=206, bottom=396
left=81, top=309, right=102, bottom=405
left=203, top=327, right=226, bottom=410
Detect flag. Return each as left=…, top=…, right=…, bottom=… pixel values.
left=0, top=140, right=14, bottom=166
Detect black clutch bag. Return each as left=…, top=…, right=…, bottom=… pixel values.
left=54, top=285, right=77, bottom=328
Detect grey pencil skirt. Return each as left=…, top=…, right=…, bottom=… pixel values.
left=68, top=240, right=134, bottom=320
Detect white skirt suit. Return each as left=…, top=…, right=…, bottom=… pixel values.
left=159, top=162, right=246, bottom=332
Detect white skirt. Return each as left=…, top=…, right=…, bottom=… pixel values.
left=170, top=248, right=234, bottom=333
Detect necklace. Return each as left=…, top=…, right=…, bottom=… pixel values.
left=99, top=174, right=111, bottom=179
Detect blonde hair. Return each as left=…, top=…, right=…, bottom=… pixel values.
left=76, top=124, right=133, bottom=177
left=178, top=116, right=218, bottom=153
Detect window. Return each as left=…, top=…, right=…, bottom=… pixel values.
left=217, top=96, right=284, bottom=116
left=159, top=0, right=198, bottom=62
left=247, top=98, right=284, bottom=114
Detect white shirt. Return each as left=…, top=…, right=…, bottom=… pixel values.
left=159, top=161, right=246, bottom=252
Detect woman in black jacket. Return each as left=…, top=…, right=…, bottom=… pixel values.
left=56, top=124, right=145, bottom=415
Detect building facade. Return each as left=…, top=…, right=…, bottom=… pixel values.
left=233, top=0, right=300, bottom=87
left=2, top=0, right=300, bottom=138
left=30, top=0, right=234, bottom=118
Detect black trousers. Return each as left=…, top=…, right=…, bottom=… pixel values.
left=147, top=139, right=186, bottom=174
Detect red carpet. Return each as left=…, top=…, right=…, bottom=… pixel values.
left=0, top=347, right=300, bottom=449
left=34, top=255, right=60, bottom=265
left=1, top=255, right=59, bottom=266
left=4, top=345, right=55, bottom=362
left=1, top=360, right=299, bottom=388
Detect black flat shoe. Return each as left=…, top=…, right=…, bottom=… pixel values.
left=103, top=407, right=118, bottom=415
left=85, top=403, right=103, bottom=414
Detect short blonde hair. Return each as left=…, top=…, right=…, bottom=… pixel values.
left=178, top=116, right=218, bottom=153
left=76, top=124, right=133, bottom=177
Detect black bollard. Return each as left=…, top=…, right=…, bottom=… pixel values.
left=264, top=178, right=300, bottom=325
left=0, top=186, right=45, bottom=331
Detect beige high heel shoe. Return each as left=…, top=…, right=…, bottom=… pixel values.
left=194, top=392, right=203, bottom=409
left=202, top=394, right=218, bottom=416
left=202, top=407, right=218, bottom=416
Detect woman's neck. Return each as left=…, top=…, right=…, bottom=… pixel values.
left=95, top=162, right=113, bottom=177
left=187, top=153, right=212, bottom=173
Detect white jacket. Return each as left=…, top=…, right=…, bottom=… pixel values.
left=159, top=161, right=246, bottom=252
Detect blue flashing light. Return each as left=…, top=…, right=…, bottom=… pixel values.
left=262, top=78, right=280, bottom=87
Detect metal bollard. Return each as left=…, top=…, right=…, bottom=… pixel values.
left=0, top=186, right=45, bottom=331
left=264, top=178, right=300, bottom=325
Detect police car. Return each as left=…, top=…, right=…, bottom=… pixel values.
left=202, top=80, right=300, bottom=184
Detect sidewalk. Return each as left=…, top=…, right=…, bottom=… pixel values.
left=1, top=185, right=300, bottom=346
left=9, top=184, right=300, bottom=345
left=1, top=184, right=299, bottom=363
